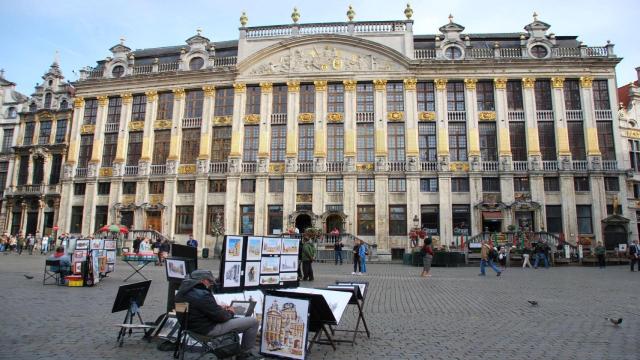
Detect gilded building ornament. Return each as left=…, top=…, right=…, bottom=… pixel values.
left=298, top=113, right=314, bottom=123
left=239, top=11, right=248, bottom=27
left=434, top=79, right=448, bottom=90
left=346, top=5, right=355, bottom=21
left=122, top=195, right=135, bottom=205
left=449, top=162, right=470, bottom=172
left=418, top=111, right=436, bottom=121
left=73, top=97, right=85, bottom=108
left=213, top=116, right=232, bottom=126
left=356, top=163, right=374, bottom=171
left=269, top=163, right=285, bottom=173
left=373, top=79, right=387, bottom=91
left=522, top=77, right=536, bottom=88
left=493, top=78, right=507, bottom=89
left=203, top=85, right=216, bottom=97
left=233, top=83, right=246, bottom=93
left=291, top=7, right=300, bottom=24
left=464, top=79, right=478, bottom=90
left=97, top=96, right=109, bottom=107
left=121, top=93, right=133, bottom=104
left=145, top=90, right=158, bottom=102
left=99, top=167, right=113, bottom=177
left=154, top=120, right=172, bottom=129
left=178, top=164, right=196, bottom=174
left=287, top=81, right=300, bottom=92
left=387, top=111, right=404, bottom=121
left=579, top=76, right=593, bottom=88
left=259, top=82, right=273, bottom=93
left=343, top=80, right=357, bottom=91
left=404, top=3, right=413, bottom=20
left=314, top=80, right=327, bottom=91
left=551, top=77, right=565, bottom=88
left=80, top=124, right=95, bottom=134
left=149, top=194, right=163, bottom=204
left=327, top=112, right=344, bottom=122
left=128, top=121, right=145, bottom=131
left=244, top=114, right=260, bottom=124
left=172, top=88, right=185, bottom=99
left=403, top=78, right=417, bottom=90
left=478, top=111, right=497, bottom=121
left=296, top=194, right=312, bottom=203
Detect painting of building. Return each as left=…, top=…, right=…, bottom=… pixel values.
left=261, top=295, right=308, bottom=359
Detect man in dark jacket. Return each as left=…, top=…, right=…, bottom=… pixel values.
left=174, top=270, right=260, bottom=359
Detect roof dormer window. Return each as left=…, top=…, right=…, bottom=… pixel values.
left=530, top=45, right=549, bottom=59
left=112, top=65, right=125, bottom=78
left=44, top=93, right=52, bottom=109
left=189, top=57, right=204, bottom=70
left=444, top=46, right=463, bottom=60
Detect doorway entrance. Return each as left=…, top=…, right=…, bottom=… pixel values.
left=43, top=212, right=54, bottom=236
left=146, top=211, right=162, bottom=232
left=483, top=219, right=502, bottom=233
left=325, top=214, right=343, bottom=233
left=295, top=214, right=312, bottom=233
left=515, top=211, right=535, bottom=232
left=603, top=224, right=627, bottom=250
left=26, top=212, right=38, bottom=235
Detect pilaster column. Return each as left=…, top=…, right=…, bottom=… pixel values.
left=560, top=174, right=578, bottom=244
left=254, top=175, right=268, bottom=235
left=26, top=154, right=33, bottom=185
left=11, top=157, right=20, bottom=187
left=313, top=80, right=327, bottom=171
left=4, top=204, right=13, bottom=233
left=224, top=175, right=240, bottom=234
left=464, top=78, right=481, bottom=167
left=403, top=78, right=419, bottom=170
left=374, top=174, right=389, bottom=252
left=551, top=77, right=572, bottom=166
left=229, top=83, right=246, bottom=165
left=113, top=93, right=132, bottom=173
left=66, top=97, right=85, bottom=167
left=36, top=199, right=45, bottom=237
left=140, top=90, right=158, bottom=162
left=90, top=96, right=109, bottom=165
left=342, top=175, right=357, bottom=234
left=168, top=88, right=185, bottom=166
left=196, top=86, right=215, bottom=175
left=82, top=180, right=98, bottom=234
left=43, top=154, right=52, bottom=186
left=164, top=179, right=177, bottom=238
left=343, top=80, right=357, bottom=171
left=522, top=77, right=541, bottom=168
left=435, top=79, right=449, bottom=169
left=285, top=81, right=300, bottom=171
left=19, top=202, right=27, bottom=235
left=590, top=175, right=606, bottom=245
left=258, top=82, right=273, bottom=172
left=494, top=78, right=512, bottom=167
left=579, top=77, right=602, bottom=163
left=438, top=175, right=453, bottom=245
left=373, top=79, right=387, bottom=170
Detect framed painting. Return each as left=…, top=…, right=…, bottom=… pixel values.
left=261, top=238, right=282, bottom=255
left=223, top=262, right=242, bottom=288
left=104, top=240, right=117, bottom=250
left=279, top=255, right=298, bottom=272
left=225, top=236, right=244, bottom=262
left=246, top=237, right=263, bottom=260
left=260, top=257, right=280, bottom=274
left=72, top=250, right=87, bottom=262
left=90, top=239, right=103, bottom=251
left=245, top=261, right=261, bottom=287
left=281, top=238, right=300, bottom=255
left=260, top=295, right=309, bottom=360
left=75, top=239, right=89, bottom=250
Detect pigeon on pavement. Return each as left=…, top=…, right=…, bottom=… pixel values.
left=527, top=300, right=538, bottom=306
left=23, top=274, right=34, bottom=279
left=605, top=318, right=622, bottom=326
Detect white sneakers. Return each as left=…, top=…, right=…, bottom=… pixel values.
left=351, top=272, right=356, bottom=275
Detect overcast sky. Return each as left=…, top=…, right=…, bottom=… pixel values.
left=2, top=0, right=638, bottom=95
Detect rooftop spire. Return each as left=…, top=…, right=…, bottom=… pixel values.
left=53, top=50, right=60, bottom=65
left=196, top=28, right=202, bottom=36
left=448, top=14, right=454, bottom=23
left=533, top=11, right=538, bottom=21
left=119, top=36, right=126, bottom=45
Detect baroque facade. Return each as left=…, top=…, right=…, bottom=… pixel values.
left=58, top=9, right=627, bottom=258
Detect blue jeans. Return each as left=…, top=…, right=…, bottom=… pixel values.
left=335, top=250, right=343, bottom=265
left=360, top=257, right=367, bottom=273
left=534, top=254, right=549, bottom=268
left=480, top=259, right=500, bottom=274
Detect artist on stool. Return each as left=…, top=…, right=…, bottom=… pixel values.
left=175, top=270, right=261, bottom=360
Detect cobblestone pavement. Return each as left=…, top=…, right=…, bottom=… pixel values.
left=1, top=253, right=639, bottom=360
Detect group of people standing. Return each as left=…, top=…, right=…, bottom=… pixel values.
left=131, top=235, right=171, bottom=266
left=0, top=233, right=57, bottom=255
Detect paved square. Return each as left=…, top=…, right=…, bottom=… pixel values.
left=0, top=254, right=638, bottom=359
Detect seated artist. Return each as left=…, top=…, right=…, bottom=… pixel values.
left=47, top=246, right=71, bottom=284
left=175, top=270, right=261, bottom=360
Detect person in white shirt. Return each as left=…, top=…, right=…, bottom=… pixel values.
left=40, top=235, right=50, bottom=254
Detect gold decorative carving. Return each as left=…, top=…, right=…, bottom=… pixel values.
left=145, top=90, right=158, bottom=102
left=551, top=77, right=565, bottom=88
left=259, top=82, right=272, bottom=93
left=97, top=96, right=109, bottom=106
left=80, top=124, right=95, bottom=134
left=522, top=77, right=536, bottom=88
left=213, top=116, right=232, bottom=126
left=624, top=129, right=640, bottom=139
left=314, top=80, right=327, bottom=91
left=172, top=88, right=185, bottom=99
left=154, top=120, right=172, bottom=129
left=128, top=121, right=145, bottom=131
left=327, top=113, right=344, bottom=122
left=403, top=78, right=417, bottom=90
left=493, top=78, right=507, bottom=89
left=343, top=80, right=357, bottom=91
left=233, top=83, right=246, bottom=93
left=434, top=79, right=448, bottom=90
left=387, top=111, right=404, bottom=121
left=121, top=93, right=133, bottom=104
left=178, top=164, right=196, bottom=174
left=296, top=193, right=312, bottom=203
left=244, top=114, right=260, bottom=124
left=73, top=97, right=85, bottom=108
left=203, top=85, right=216, bottom=97
left=579, top=76, right=593, bottom=88
left=269, top=163, right=285, bottom=173
left=149, top=194, right=163, bottom=204
left=298, top=113, right=314, bottom=123
left=464, top=79, right=478, bottom=90
left=356, top=163, right=374, bottom=171
left=419, top=111, right=436, bottom=121
left=373, top=79, right=387, bottom=91
left=449, top=162, right=470, bottom=172
left=478, top=111, right=497, bottom=121
left=287, top=81, right=300, bottom=92
left=122, top=195, right=135, bottom=205
left=99, top=167, right=113, bottom=177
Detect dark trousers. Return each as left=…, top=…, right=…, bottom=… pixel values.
left=353, top=256, right=361, bottom=272
left=302, top=260, right=314, bottom=281
left=597, top=254, right=606, bottom=268
left=335, top=250, right=343, bottom=265
left=631, top=257, right=639, bottom=271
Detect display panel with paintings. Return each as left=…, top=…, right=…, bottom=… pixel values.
left=225, top=236, right=244, bottom=261
left=246, top=237, right=263, bottom=260
left=104, top=240, right=117, bottom=250
left=261, top=238, right=282, bottom=255
left=260, top=295, right=309, bottom=360
left=281, top=238, right=300, bottom=255
left=166, top=258, right=187, bottom=281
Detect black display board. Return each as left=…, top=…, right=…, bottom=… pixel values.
left=171, top=244, right=198, bottom=270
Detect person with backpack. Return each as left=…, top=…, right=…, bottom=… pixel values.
left=420, top=239, right=434, bottom=277
left=358, top=239, right=368, bottom=275
left=479, top=239, right=501, bottom=276
left=629, top=239, right=640, bottom=271
left=594, top=241, right=606, bottom=268
left=300, top=238, right=316, bottom=281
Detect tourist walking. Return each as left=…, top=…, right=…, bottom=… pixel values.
left=132, top=236, right=142, bottom=253
left=9, top=235, right=17, bottom=253
left=334, top=239, right=343, bottom=265
left=628, top=239, right=639, bottom=271
left=522, top=246, right=532, bottom=268
left=533, top=242, right=549, bottom=269
left=153, top=238, right=162, bottom=265
left=594, top=241, right=606, bottom=268
left=159, top=239, right=171, bottom=266
left=479, top=240, right=501, bottom=276
left=17, top=233, right=25, bottom=255
left=352, top=241, right=361, bottom=275
left=358, top=239, right=368, bottom=275
left=27, top=234, right=35, bottom=255
left=420, top=239, right=434, bottom=277
left=40, top=235, right=50, bottom=254
left=300, top=238, right=316, bottom=281
left=498, top=246, right=507, bottom=270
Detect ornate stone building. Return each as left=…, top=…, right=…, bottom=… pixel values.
left=2, top=60, right=74, bottom=236
left=60, top=8, right=626, bottom=258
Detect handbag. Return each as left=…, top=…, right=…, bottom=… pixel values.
left=209, top=332, right=241, bottom=358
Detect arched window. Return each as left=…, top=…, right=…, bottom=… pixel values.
left=44, top=93, right=52, bottom=108
left=59, top=99, right=68, bottom=110
left=444, top=46, right=463, bottom=60
left=7, top=107, right=17, bottom=118
left=530, top=45, right=548, bottom=59
left=112, top=65, right=125, bottom=78
left=189, top=57, right=204, bottom=70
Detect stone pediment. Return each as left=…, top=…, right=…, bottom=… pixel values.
left=238, top=35, right=410, bottom=77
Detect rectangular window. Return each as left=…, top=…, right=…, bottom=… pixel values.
left=74, top=183, right=86, bottom=195
left=574, top=177, right=590, bottom=192
left=544, top=177, right=560, bottom=192
left=514, top=177, right=530, bottom=192
left=597, top=121, right=615, bottom=160
left=269, top=178, right=284, bottom=193
left=272, top=85, right=287, bottom=114
left=83, top=99, right=98, bottom=125
left=386, top=82, right=404, bottom=112
left=211, top=126, right=231, bottom=163
left=452, top=205, right=471, bottom=236
left=389, top=205, right=407, bottom=236
left=327, top=84, right=344, bottom=113
left=178, top=180, right=195, bottom=193
left=97, top=182, right=111, bottom=195
left=180, top=128, right=200, bottom=164
left=297, top=179, right=312, bottom=193
left=214, top=88, right=234, bottom=116
left=55, top=119, right=67, bottom=143
left=123, top=182, right=137, bottom=195
left=175, top=206, right=194, bottom=234
left=106, top=97, right=122, bottom=123
left=120, top=211, right=133, bottom=229
left=95, top=206, right=108, bottom=232
left=506, top=81, right=523, bottom=110
left=568, top=121, right=586, bottom=160
left=0, top=162, right=7, bottom=194
left=417, top=81, right=435, bottom=112
left=356, top=123, right=374, bottom=163
left=356, top=83, right=374, bottom=113
left=156, top=92, right=174, bottom=120
left=357, top=178, right=374, bottom=192
left=184, top=90, right=204, bottom=118
left=421, top=205, right=439, bottom=235
left=268, top=205, right=284, bottom=235
left=1, top=129, right=13, bottom=152
left=126, top=132, right=143, bottom=166
left=446, top=82, right=465, bottom=111
left=479, top=122, right=497, bottom=161
left=420, top=178, right=438, bottom=192
left=534, top=80, right=552, bottom=110
left=577, top=205, right=593, bottom=234
left=207, top=205, right=224, bottom=235
left=49, top=154, right=62, bottom=185
left=270, top=125, right=287, bottom=163
left=357, top=205, right=375, bottom=235
left=451, top=177, right=469, bottom=192
left=240, top=205, right=255, bottom=235
left=604, top=177, right=619, bottom=192
left=298, top=124, right=314, bottom=162
left=101, top=133, right=118, bottom=167
left=209, top=179, right=226, bottom=193
left=131, top=94, right=147, bottom=121
left=388, top=178, right=406, bottom=192
left=387, top=123, right=405, bottom=162
left=546, top=205, right=563, bottom=234
left=449, top=122, right=467, bottom=161
left=152, top=130, right=170, bottom=165
left=482, top=177, right=500, bottom=192
left=563, top=80, right=581, bottom=110
left=38, top=121, right=52, bottom=144
left=148, top=181, right=163, bottom=194
left=70, top=207, right=83, bottom=233
left=509, top=122, right=527, bottom=161
left=300, top=84, right=315, bottom=113
left=23, top=122, right=35, bottom=145
left=18, top=155, right=28, bottom=185
left=245, top=86, right=261, bottom=115
left=243, top=125, right=259, bottom=162
left=593, top=80, right=610, bottom=110
left=327, top=178, right=343, bottom=192
left=476, top=81, right=495, bottom=111
left=327, top=124, right=344, bottom=162
left=241, top=179, right=256, bottom=193
left=538, top=121, right=557, bottom=160
left=418, top=122, right=437, bottom=162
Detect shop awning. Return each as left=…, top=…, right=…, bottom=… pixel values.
left=482, top=211, right=503, bottom=220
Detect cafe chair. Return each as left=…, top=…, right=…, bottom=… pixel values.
left=43, top=259, right=61, bottom=286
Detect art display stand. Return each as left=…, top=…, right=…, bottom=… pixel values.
left=325, top=284, right=371, bottom=345
left=69, top=238, right=116, bottom=287
left=112, top=280, right=154, bottom=347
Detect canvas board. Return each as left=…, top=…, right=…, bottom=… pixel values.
left=166, top=259, right=187, bottom=280
left=213, top=292, right=246, bottom=307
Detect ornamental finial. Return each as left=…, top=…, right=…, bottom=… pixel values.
left=196, top=28, right=202, bottom=36
left=347, top=5, right=355, bottom=22
left=533, top=11, right=539, bottom=21
left=404, top=3, right=413, bottom=20
left=291, top=7, right=300, bottom=24
left=448, top=14, right=453, bottom=23
left=119, top=36, right=125, bottom=45
left=240, top=11, right=248, bottom=27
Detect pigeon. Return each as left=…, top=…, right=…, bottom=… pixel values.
left=605, top=317, right=622, bottom=326
left=527, top=300, right=538, bottom=306
left=23, top=274, right=34, bottom=280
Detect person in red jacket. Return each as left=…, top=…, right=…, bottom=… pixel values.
left=420, top=240, right=434, bottom=277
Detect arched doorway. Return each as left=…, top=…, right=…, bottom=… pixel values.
left=326, top=214, right=343, bottom=233
left=603, top=224, right=627, bottom=250
left=295, top=214, right=312, bottom=233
